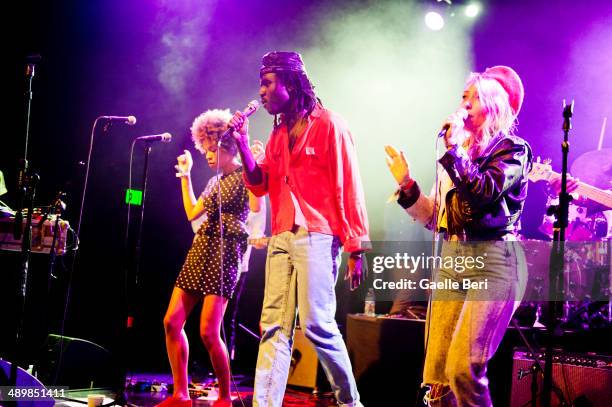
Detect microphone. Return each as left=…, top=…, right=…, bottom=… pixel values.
left=437, top=108, right=468, bottom=138
left=136, top=132, right=172, bottom=143
left=220, top=100, right=260, bottom=140
left=100, top=115, right=137, bottom=125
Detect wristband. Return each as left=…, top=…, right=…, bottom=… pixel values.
left=399, top=178, right=415, bottom=191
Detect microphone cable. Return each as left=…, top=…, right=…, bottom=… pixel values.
left=53, top=116, right=102, bottom=385
left=118, top=138, right=139, bottom=388
left=215, top=148, right=247, bottom=407
left=416, top=134, right=444, bottom=407
left=124, top=139, right=139, bottom=299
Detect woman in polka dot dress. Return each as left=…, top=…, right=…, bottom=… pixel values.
left=158, top=109, right=263, bottom=407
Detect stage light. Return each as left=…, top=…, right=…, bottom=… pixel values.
left=425, top=11, right=444, bottom=31
left=465, top=3, right=481, bottom=18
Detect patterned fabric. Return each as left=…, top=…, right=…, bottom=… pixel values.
left=175, top=167, right=249, bottom=299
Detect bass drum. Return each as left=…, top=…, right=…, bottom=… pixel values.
left=539, top=203, right=608, bottom=241
left=513, top=238, right=603, bottom=326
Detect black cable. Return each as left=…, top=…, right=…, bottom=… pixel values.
left=125, top=140, right=138, bottom=253
left=75, top=118, right=103, bottom=239
left=105, top=138, right=139, bottom=405
left=415, top=136, right=444, bottom=407
left=53, top=117, right=104, bottom=385
left=214, top=151, right=246, bottom=407
left=124, top=139, right=138, bottom=321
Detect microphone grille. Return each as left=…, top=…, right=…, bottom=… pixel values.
left=127, top=116, right=137, bottom=125
left=162, top=132, right=172, bottom=143
left=246, top=100, right=260, bottom=114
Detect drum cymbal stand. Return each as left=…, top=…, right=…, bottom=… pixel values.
left=542, top=100, right=575, bottom=407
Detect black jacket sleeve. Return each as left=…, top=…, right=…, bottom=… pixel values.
left=438, top=137, right=532, bottom=209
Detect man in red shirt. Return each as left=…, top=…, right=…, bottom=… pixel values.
left=230, top=51, right=369, bottom=407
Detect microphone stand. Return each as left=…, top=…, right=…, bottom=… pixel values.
left=9, top=56, right=40, bottom=384
left=13, top=58, right=39, bottom=242
left=134, top=143, right=152, bottom=289
left=111, top=142, right=153, bottom=406
left=13, top=173, right=39, bottom=358
left=542, top=101, right=574, bottom=407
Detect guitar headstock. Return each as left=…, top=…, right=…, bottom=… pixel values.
left=528, top=157, right=553, bottom=182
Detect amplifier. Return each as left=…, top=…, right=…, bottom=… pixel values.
left=510, top=348, right=612, bottom=407
left=287, top=327, right=319, bottom=389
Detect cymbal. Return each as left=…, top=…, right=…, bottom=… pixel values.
left=570, top=148, right=612, bottom=190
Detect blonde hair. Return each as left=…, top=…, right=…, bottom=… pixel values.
left=465, top=73, right=517, bottom=158
left=190, top=109, right=234, bottom=154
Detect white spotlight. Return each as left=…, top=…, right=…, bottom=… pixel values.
left=425, top=11, right=444, bottom=31
left=465, top=3, right=481, bottom=18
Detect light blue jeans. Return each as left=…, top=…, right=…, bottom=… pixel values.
left=253, top=227, right=362, bottom=407
left=423, top=240, right=527, bottom=407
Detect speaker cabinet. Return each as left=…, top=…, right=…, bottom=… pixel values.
left=510, top=348, right=612, bottom=407
left=347, top=314, right=426, bottom=405
left=287, top=327, right=320, bottom=389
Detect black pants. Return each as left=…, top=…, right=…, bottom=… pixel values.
left=225, top=272, right=247, bottom=360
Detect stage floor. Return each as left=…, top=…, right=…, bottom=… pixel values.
left=53, top=372, right=340, bottom=407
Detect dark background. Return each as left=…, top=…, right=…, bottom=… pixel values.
left=2, top=0, right=612, bottom=380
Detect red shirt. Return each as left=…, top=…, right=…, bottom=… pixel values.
left=244, top=105, right=369, bottom=253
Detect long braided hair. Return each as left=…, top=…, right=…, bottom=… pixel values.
left=273, top=70, right=322, bottom=129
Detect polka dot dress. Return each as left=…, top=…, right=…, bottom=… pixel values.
left=176, top=167, right=249, bottom=299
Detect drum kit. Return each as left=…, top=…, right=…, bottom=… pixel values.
left=520, top=149, right=612, bottom=329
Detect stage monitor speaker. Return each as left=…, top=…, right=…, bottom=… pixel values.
left=287, top=327, right=318, bottom=388
left=286, top=327, right=329, bottom=391
left=35, top=334, right=117, bottom=390
left=510, top=348, right=612, bottom=407
left=0, top=359, right=54, bottom=406
left=347, top=314, right=425, bottom=405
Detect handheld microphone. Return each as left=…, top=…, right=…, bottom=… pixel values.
left=100, top=115, right=137, bottom=125
left=220, top=100, right=260, bottom=140
left=437, top=108, right=468, bottom=138
left=136, top=132, right=172, bottom=143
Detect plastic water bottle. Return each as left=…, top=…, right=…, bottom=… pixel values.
left=364, top=288, right=376, bottom=317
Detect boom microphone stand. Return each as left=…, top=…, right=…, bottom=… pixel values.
left=110, top=139, right=161, bottom=406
